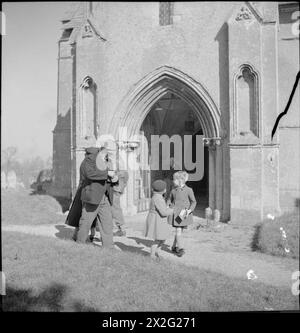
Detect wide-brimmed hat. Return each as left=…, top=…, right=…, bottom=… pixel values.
left=96, top=138, right=117, bottom=151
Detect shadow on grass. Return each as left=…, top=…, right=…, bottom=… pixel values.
left=251, top=223, right=262, bottom=252
left=55, top=224, right=74, bottom=240
left=54, top=225, right=102, bottom=248
left=114, top=241, right=149, bottom=256
left=2, top=282, right=97, bottom=312
left=128, top=237, right=174, bottom=255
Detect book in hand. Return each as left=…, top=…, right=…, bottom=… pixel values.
left=174, top=209, right=191, bottom=224
left=177, top=209, right=188, bottom=222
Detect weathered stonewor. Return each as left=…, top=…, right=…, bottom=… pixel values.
left=52, top=2, right=299, bottom=223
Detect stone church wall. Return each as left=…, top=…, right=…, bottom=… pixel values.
left=277, top=3, right=300, bottom=212
left=53, top=2, right=300, bottom=222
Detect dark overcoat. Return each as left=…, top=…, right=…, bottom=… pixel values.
left=65, top=185, right=83, bottom=227
left=65, top=149, right=113, bottom=227
left=79, top=150, right=113, bottom=205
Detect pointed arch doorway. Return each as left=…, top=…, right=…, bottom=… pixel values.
left=140, top=92, right=211, bottom=217
left=109, top=66, right=229, bottom=221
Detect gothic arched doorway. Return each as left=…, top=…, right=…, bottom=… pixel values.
left=139, top=92, right=209, bottom=217
left=108, top=66, right=228, bottom=221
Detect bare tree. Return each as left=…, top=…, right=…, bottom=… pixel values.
left=45, top=156, right=53, bottom=169
left=1, top=149, right=54, bottom=188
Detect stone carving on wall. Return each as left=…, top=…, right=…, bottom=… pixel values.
left=203, top=137, right=222, bottom=150
left=79, top=18, right=107, bottom=42
left=235, top=6, right=254, bottom=21
left=117, top=140, right=140, bottom=152
left=82, top=23, right=93, bottom=38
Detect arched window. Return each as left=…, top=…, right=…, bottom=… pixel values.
left=79, top=77, right=98, bottom=139
left=234, top=65, right=259, bottom=137
left=159, top=2, right=173, bottom=26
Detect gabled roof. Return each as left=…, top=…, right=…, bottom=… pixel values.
left=86, top=16, right=107, bottom=41
left=227, top=2, right=277, bottom=25
left=59, top=2, right=106, bottom=43
left=247, top=2, right=264, bottom=22
left=68, top=16, right=106, bottom=43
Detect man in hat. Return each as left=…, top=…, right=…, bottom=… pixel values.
left=76, top=146, right=118, bottom=248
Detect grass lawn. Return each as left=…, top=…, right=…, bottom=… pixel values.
left=2, top=231, right=299, bottom=312
left=1, top=188, right=65, bottom=225
left=252, top=211, right=300, bottom=259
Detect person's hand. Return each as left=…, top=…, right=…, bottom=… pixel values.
left=186, top=209, right=191, bottom=215
left=108, top=170, right=115, bottom=178
left=107, top=159, right=116, bottom=172
left=110, top=175, right=119, bottom=183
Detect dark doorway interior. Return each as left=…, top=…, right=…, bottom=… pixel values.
left=138, top=92, right=209, bottom=217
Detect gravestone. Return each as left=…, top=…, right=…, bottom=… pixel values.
left=1, top=171, right=7, bottom=189
left=17, top=181, right=25, bottom=189
left=7, top=170, right=17, bottom=189
left=214, top=209, right=221, bottom=223
left=205, top=207, right=213, bottom=227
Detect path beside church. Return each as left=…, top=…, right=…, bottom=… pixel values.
left=3, top=213, right=298, bottom=289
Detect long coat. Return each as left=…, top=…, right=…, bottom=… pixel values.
left=144, top=192, right=173, bottom=241
left=65, top=150, right=113, bottom=227
left=65, top=184, right=83, bottom=228
left=168, top=185, right=197, bottom=227
left=79, top=152, right=113, bottom=205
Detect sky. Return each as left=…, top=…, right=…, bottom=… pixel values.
left=2, top=2, right=75, bottom=160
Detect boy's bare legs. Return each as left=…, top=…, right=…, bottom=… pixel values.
left=171, top=237, right=177, bottom=251
left=171, top=228, right=181, bottom=250
left=175, top=228, right=183, bottom=249
left=151, top=242, right=158, bottom=258
left=172, top=228, right=185, bottom=257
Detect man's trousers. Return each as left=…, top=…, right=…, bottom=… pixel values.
left=112, top=191, right=125, bottom=228
left=76, top=194, right=114, bottom=248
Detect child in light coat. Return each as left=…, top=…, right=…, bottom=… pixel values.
left=144, top=180, right=174, bottom=259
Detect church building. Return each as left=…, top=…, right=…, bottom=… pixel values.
left=52, top=2, right=299, bottom=223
